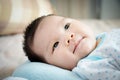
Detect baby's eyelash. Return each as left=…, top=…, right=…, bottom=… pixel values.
left=64, top=23, right=70, bottom=30
left=53, top=42, right=59, bottom=51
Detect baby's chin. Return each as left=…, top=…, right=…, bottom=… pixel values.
left=84, top=38, right=97, bottom=55
left=63, top=64, right=76, bottom=70
left=66, top=41, right=97, bottom=70
left=63, top=59, right=79, bottom=70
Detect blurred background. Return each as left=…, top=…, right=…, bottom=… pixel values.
left=50, top=0, right=120, bottom=20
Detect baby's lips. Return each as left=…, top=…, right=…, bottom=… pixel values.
left=73, top=36, right=83, bottom=54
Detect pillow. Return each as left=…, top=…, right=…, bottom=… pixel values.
left=3, top=76, right=28, bottom=80
left=0, top=0, right=53, bottom=35
left=12, top=62, right=81, bottom=80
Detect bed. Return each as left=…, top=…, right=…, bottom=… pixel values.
left=0, top=0, right=120, bottom=80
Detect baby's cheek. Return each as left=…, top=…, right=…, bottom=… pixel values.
left=85, top=38, right=96, bottom=53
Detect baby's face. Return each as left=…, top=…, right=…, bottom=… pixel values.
left=32, top=16, right=96, bottom=70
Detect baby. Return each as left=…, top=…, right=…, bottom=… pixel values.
left=23, top=14, right=120, bottom=80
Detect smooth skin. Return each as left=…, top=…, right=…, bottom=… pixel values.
left=32, top=15, right=97, bottom=70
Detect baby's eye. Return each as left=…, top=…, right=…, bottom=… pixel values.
left=64, top=23, right=70, bottom=30
left=53, top=42, right=59, bottom=51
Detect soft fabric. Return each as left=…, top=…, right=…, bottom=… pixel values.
left=12, top=62, right=81, bottom=80
left=3, top=76, right=28, bottom=80
left=0, top=0, right=53, bottom=35
left=72, top=29, right=120, bottom=80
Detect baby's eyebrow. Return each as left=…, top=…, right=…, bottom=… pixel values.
left=61, top=17, right=65, bottom=22
left=58, top=17, right=65, bottom=25
left=46, top=39, right=52, bottom=54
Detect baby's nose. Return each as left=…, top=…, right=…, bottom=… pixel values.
left=66, top=33, right=74, bottom=45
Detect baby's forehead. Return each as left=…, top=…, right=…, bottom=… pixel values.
left=38, top=16, right=64, bottom=31
left=42, top=15, right=64, bottom=23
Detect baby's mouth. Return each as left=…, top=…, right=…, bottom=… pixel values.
left=73, top=37, right=84, bottom=54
